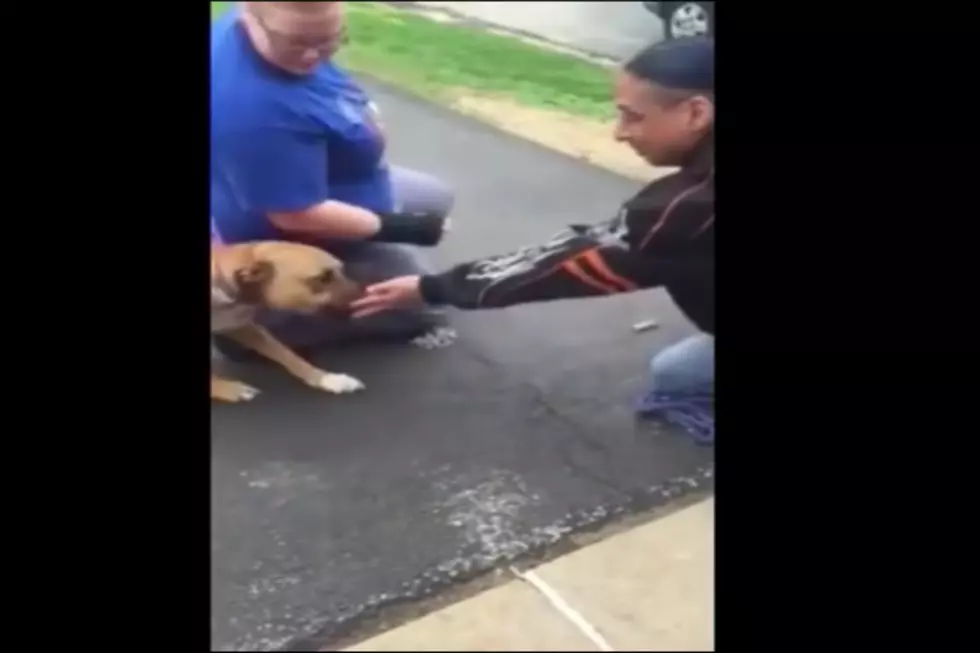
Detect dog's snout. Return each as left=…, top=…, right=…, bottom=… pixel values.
left=347, top=280, right=365, bottom=297
left=338, top=279, right=365, bottom=305
left=319, top=277, right=364, bottom=314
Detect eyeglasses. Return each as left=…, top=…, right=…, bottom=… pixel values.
left=254, top=12, right=349, bottom=57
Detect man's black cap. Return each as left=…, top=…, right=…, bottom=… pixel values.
left=625, top=36, right=714, bottom=92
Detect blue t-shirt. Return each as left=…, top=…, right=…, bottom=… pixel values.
left=210, top=8, right=393, bottom=243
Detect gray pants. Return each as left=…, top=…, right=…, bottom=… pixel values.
left=255, top=166, right=455, bottom=349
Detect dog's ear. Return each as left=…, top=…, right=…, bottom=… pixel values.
left=234, top=260, right=274, bottom=292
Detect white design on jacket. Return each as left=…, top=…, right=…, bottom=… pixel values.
left=465, top=208, right=631, bottom=284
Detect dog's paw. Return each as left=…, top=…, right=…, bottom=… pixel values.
left=212, top=381, right=261, bottom=403
left=314, top=372, right=366, bottom=394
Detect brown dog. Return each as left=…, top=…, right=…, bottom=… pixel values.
left=211, top=240, right=366, bottom=403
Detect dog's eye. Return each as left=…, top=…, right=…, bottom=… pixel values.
left=308, top=269, right=335, bottom=290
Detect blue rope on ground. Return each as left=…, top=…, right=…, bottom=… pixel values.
left=635, top=389, right=715, bottom=445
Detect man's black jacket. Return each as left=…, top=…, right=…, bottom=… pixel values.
left=419, top=141, right=715, bottom=335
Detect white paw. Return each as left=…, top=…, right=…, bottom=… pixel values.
left=237, top=385, right=260, bottom=401
left=215, top=381, right=260, bottom=403
left=315, top=373, right=366, bottom=394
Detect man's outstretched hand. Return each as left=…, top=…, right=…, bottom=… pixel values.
left=350, top=275, right=424, bottom=318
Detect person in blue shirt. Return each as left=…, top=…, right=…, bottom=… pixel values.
left=211, top=1, right=455, bottom=355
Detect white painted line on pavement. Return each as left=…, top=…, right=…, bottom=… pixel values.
left=509, top=565, right=616, bottom=652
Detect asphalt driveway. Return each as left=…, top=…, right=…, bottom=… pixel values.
left=211, top=79, right=713, bottom=651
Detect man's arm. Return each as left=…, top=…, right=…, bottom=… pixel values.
left=420, top=170, right=713, bottom=309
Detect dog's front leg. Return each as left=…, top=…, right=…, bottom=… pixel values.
left=222, top=324, right=365, bottom=394
left=211, top=374, right=260, bottom=402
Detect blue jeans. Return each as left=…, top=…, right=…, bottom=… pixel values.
left=649, top=334, right=715, bottom=394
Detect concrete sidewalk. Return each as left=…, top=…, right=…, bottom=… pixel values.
left=347, top=497, right=714, bottom=652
